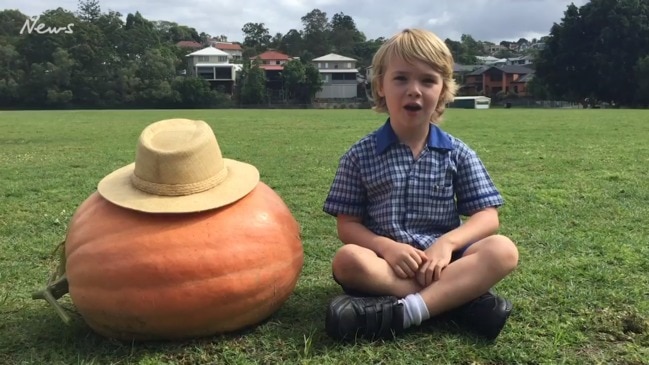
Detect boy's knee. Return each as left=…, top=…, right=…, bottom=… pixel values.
left=332, top=245, right=365, bottom=282
left=490, top=235, right=519, bottom=272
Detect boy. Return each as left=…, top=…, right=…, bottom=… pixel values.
left=322, top=28, right=519, bottom=341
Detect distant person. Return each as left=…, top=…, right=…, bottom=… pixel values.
left=323, top=28, right=519, bottom=341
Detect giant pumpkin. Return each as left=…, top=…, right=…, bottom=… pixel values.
left=34, top=182, right=303, bottom=341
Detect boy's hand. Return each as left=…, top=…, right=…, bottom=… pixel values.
left=382, top=242, right=428, bottom=279
left=417, top=240, right=454, bottom=286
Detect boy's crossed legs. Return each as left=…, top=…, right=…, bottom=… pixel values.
left=326, top=234, right=519, bottom=341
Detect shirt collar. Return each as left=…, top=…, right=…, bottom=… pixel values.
left=375, top=118, right=453, bottom=155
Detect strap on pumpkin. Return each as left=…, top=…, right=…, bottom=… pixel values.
left=31, top=240, right=72, bottom=325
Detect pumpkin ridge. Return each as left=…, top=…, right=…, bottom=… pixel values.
left=66, top=228, right=302, bottom=289
left=68, top=248, right=302, bottom=291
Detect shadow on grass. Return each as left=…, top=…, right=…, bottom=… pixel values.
left=8, top=280, right=497, bottom=364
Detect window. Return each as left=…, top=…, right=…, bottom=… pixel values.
left=214, top=67, right=232, bottom=79
left=197, top=67, right=214, bottom=79
left=198, top=56, right=209, bottom=62
left=332, top=73, right=356, bottom=81
left=347, top=62, right=352, bottom=68
left=334, top=64, right=338, bottom=69
left=325, top=62, right=328, bottom=68
left=491, top=74, right=503, bottom=82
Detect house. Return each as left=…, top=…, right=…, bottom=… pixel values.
left=186, top=46, right=241, bottom=93
left=461, top=65, right=533, bottom=97
left=312, top=53, right=358, bottom=99
left=213, top=42, right=243, bottom=62
left=475, top=56, right=508, bottom=66
left=506, top=55, right=534, bottom=66
left=509, top=73, right=535, bottom=97
left=453, top=63, right=480, bottom=86
left=250, top=50, right=293, bottom=90
left=250, top=50, right=291, bottom=68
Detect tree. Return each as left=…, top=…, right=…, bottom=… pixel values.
left=0, top=9, right=29, bottom=46
left=241, top=22, right=271, bottom=56
left=460, top=34, right=482, bottom=56
left=77, top=0, right=101, bottom=23
left=280, top=29, right=302, bottom=57
left=635, top=56, right=649, bottom=106
left=445, top=38, right=476, bottom=64
left=171, top=76, right=220, bottom=108
left=526, top=76, right=549, bottom=100
left=266, top=32, right=281, bottom=50
left=281, top=59, right=322, bottom=103
left=494, top=49, right=515, bottom=59
left=123, top=12, right=161, bottom=59
left=301, top=9, right=330, bottom=58
left=239, top=61, right=267, bottom=105
left=329, top=12, right=365, bottom=57
left=302, top=63, right=323, bottom=103
left=154, top=21, right=200, bottom=43
left=534, top=0, right=649, bottom=105
left=282, top=59, right=306, bottom=100
left=353, top=37, right=385, bottom=69
left=0, top=43, right=25, bottom=107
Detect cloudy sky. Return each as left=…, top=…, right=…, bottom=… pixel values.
left=4, top=0, right=588, bottom=43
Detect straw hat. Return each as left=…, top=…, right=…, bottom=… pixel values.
left=97, top=118, right=259, bottom=213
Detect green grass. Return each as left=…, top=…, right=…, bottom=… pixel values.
left=1, top=108, right=648, bottom=365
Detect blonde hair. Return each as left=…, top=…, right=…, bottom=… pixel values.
left=371, top=28, right=458, bottom=124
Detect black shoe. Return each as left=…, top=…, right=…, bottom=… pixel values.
left=325, top=294, right=405, bottom=341
left=451, top=291, right=512, bottom=340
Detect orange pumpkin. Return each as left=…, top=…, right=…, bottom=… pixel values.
left=63, top=182, right=303, bottom=341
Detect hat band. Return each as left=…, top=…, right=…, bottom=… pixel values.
left=130, top=168, right=228, bottom=196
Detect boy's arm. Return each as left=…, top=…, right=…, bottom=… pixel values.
left=336, top=214, right=427, bottom=278
left=435, top=207, right=500, bottom=249
left=336, top=214, right=396, bottom=254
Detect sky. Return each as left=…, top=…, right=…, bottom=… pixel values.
left=4, top=0, right=590, bottom=43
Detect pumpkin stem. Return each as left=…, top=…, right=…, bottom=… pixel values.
left=31, top=274, right=71, bottom=325
left=32, top=240, right=72, bottom=325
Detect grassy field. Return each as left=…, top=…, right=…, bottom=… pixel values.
left=1, top=108, right=648, bottom=365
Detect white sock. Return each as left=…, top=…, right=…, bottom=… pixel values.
left=400, top=293, right=430, bottom=328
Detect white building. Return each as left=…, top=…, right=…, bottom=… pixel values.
left=312, top=53, right=359, bottom=99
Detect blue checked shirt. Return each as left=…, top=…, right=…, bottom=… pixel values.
left=323, top=119, right=504, bottom=250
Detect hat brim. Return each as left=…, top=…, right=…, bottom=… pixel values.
left=97, top=159, right=260, bottom=213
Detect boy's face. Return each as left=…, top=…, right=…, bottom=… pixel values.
left=378, top=56, right=444, bottom=127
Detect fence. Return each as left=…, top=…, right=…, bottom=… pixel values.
left=500, top=98, right=581, bottom=109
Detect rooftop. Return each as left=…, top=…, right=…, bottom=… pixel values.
left=213, top=42, right=242, bottom=51
left=251, top=50, right=291, bottom=61
left=312, top=53, right=357, bottom=62
left=187, top=46, right=230, bottom=57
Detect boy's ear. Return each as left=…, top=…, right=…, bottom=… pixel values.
left=377, top=78, right=385, bottom=97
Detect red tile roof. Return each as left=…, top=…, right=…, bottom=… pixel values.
left=176, top=40, right=203, bottom=49
left=213, top=42, right=242, bottom=51
left=251, top=50, right=291, bottom=61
